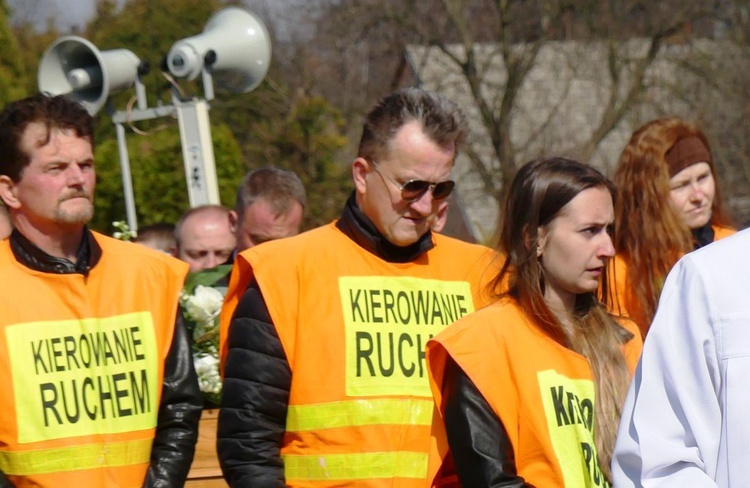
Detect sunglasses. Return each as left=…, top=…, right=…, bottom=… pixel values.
left=370, top=160, right=455, bottom=202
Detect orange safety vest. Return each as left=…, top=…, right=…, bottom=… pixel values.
left=0, top=233, right=188, bottom=487
left=609, top=224, right=736, bottom=333
left=221, top=222, right=497, bottom=487
left=427, top=299, right=643, bottom=488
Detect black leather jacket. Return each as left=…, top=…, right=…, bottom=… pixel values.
left=442, top=358, right=535, bottom=487
left=218, top=193, right=436, bottom=486
left=0, top=229, right=203, bottom=488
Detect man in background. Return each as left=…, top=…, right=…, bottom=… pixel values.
left=175, top=204, right=236, bottom=272
left=230, top=166, right=306, bottom=252
left=0, top=204, right=11, bottom=240
left=0, top=93, right=201, bottom=486
left=134, top=222, right=177, bottom=255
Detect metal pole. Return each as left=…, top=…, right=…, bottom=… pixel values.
left=115, top=121, right=138, bottom=231
left=175, top=97, right=220, bottom=206
left=110, top=95, right=218, bottom=220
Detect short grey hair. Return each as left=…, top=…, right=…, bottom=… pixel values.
left=357, top=87, right=467, bottom=163
left=234, top=166, right=306, bottom=217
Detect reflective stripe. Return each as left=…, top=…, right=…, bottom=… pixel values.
left=286, top=398, right=433, bottom=432
left=0, top=438, right=152, bottom=475
left=283, top=451, right=428, bottom=480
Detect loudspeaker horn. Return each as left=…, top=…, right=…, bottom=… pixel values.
left=38, top=36, right=141, bottom=115
left=165, top=6, right=271, bottom=94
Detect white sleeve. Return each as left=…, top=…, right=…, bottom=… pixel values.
left=612, top=258, right=721, bottom=487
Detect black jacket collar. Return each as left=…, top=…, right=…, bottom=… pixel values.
left=692, top=223, right=715, bottom=250
left=335, top=192, right=434, bottom=263
left=10, top=227, right=102, bottom=276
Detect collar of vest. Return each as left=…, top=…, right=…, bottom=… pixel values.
left=335, top=191, right=435, bottom=263
left=10, top=227, right=102, bottom=276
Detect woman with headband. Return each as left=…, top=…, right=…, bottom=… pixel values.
left=612, top=118, right=735, bottom=336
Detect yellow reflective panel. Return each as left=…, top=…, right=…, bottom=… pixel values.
left=7, top=312, right=160, bottom=444
left=286, top=398, right=433, bottom=432
left=283, top=451, right=428, bottom=481
left=538, top=369, right=602, bottom=487
left=339, top=276, right=475, bottom=397
left=0, top=438, right=152, bottom=475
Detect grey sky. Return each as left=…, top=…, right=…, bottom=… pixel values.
left=7, top=0, right=103, bottom=32
left=7, top=0, right=309, bottom=39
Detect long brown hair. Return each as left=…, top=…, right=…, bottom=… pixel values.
left=489, top=157, right=631, bottom=483
left=614, top=118, right=731, bottom=332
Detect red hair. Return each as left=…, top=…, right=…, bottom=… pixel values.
left=614, top=118, right=731, bottom=332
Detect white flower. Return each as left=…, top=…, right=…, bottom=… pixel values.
left=183, top=285, right=224, bottom=324
left=194, top=353, right=222, bottom=394
left=111, top=221, right=137, bottom=241
left=180, top=280, right=229, bottom=405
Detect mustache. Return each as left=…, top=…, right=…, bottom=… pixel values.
left=58, top=190, right=92, bottom=203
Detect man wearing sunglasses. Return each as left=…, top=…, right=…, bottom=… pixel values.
left=218, top=88, right=496, bottom=487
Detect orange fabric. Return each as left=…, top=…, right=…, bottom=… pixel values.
left=277, top=477, right=428, bottom=488
left=219, top=249, right=253, bottom=374
left=427, top=299, right=642, bottom=487
left=713, top=224, right=736, bottom=241
left=0, top=233, right=188, bottom=487
left=219, top=221, right=497, bottom=369
left=220, top=222, right=497, bottom=486
left=608, top=254, right=631, bottom=319
left=609, top=224, right=736, bottom=334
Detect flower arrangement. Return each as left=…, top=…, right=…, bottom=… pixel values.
left=180, top=264, right=232, bottom=408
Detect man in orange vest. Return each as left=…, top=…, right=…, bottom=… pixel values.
left=217, top=88, right=497, bottom=487
left=0, top=94, right=203, bottom=487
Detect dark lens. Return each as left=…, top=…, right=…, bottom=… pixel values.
left=432, top=180, right=455, bottom=200
left=401, top=180, right=431, bottom=201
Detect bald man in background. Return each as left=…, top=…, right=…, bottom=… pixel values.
left=175, top=204, right=236, bottom=272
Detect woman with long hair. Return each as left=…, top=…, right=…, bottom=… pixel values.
left=612, top=118, right=735, bottom=336
left=427, top=157, right=643, bottom=487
